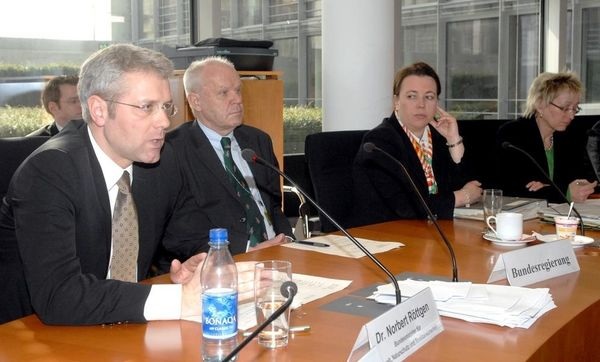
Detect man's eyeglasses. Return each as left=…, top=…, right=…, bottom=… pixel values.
left=104, top=99, right=178, bottom=118
left=549, top=101, right=581, bottom=115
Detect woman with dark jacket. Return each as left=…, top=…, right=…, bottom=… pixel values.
left=353, top=62, right=481, bottom=224
left=496, top=72, right=597, bottom=203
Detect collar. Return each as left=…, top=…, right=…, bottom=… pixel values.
left=87, top=126, right=134, bottom=191
left=397, top=117, right=432, bottom=145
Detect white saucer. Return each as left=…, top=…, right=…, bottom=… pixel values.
left=482, top=232, right=535, bottom=246
left=534, top=233, right=595, bottom=248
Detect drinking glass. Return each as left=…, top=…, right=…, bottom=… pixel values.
left=254, top=260, right=292, bottom=349
left=482, top=189, right=503, bottom=232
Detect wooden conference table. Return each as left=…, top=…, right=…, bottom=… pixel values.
left=1, top=218, right=599, bottom=361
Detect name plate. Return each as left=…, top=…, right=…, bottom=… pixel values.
left=487, top=240, right=579, bottom=286
left=348, top=288, right=443, bottom=361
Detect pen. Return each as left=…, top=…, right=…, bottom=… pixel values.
left=242, top=325, right=311, bottom=337
left=295, top=240, right=330, bottom=247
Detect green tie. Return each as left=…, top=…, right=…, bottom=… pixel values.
left=221, top=137, right=267, bottom=247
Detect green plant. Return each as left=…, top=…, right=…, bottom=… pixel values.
left=1, top=105, right=325, bottom=147
left=0, top=63, right=79, bottom=78
left=283, top=106, right=322, bottom=154
left=0, top=106, right=51, bottom=137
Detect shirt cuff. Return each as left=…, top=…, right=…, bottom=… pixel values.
left=144, top=284, right=183, bottom=321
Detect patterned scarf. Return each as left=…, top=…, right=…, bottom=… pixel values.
left=401, top=124, right=438, bottom=194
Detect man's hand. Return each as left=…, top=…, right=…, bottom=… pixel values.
left=170, top=252, right=207, bottom=284
left=179, top=256, right=258, bottom=319
left=248, top=233, right=288, bottom=251
left=236, top=261, right=259, bottom=302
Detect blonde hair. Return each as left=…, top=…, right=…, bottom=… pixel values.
left=523, top=71, right=583, bottom=118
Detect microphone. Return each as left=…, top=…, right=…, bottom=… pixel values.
left=242, top=148, right=402, bottom=304
left=223, top=281, right=298, bottom=362
left=501, top=141, right=586, bottom=236
left=363, top=142, right=459, bottom=282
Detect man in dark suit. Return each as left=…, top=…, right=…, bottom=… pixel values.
left=166, top=57, right=293, bottom=256
left=0, top=44, right=253, bottom=325
left=27, top=75, right=82, bottom=137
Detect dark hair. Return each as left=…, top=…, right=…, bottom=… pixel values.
left=41, top=75, right=79, bottom=113
left=393, top=62, right=441, bottom=96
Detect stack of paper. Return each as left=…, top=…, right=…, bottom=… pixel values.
left=454, top=196, right=546, bottom=221
left=539, top=200, right=600, bottom=228
left=369, top=280, right=555, bottom=329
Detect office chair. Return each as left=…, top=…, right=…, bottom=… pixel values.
left=0, top=136, right=50, bottom=198
left=304, top=130, right=367, bottom=232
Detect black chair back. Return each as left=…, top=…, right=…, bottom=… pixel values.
left=0, top=136, right=50, bottom=198
left=305, top=130, right=367, bottom=232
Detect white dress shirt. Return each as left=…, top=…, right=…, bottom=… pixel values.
left=197, top=121, right=277, bottom=248
left=88, top=127, right=182, bottom=321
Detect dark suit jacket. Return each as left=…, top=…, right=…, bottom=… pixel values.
left=353, top=113, right=467, bottom=223
left=26, top=122, right=59, bottom=137
left=166, top=121, right=292, bottom=256
left=0, top=120, right=203, bottom=325
left=495, top=116, right=596, bottom=203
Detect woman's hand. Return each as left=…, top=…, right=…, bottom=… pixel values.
left=430, top=106, right=460, bottom=143
left=455, top=180, right=482, bottom=207
left=525, top=181, right=549, bottom=192
left=569, top=179, right=597, bottom=202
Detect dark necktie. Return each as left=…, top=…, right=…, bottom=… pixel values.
left=110, top=171, right=139, bottom=282
left=221, top=137, right=267, bottom=247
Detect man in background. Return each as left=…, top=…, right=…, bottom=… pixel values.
left=27, top=75, right=82, bottom=136
left=166, top=56, right=293, bottom=257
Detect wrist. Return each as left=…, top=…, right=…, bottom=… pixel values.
left=446, top=136, right=463, bottom=148
left=462, top=189, right=471, bottom=207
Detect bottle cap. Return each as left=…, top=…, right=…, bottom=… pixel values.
left=209, top=228, right=228, bottom=244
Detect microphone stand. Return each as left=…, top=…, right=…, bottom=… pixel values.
left=242, top=149, right=402, bottom=305
left=363, top=142, right=459, bottom=282
left=223, top=281, right=298, bottom=362
left=502, top=142, right=586, bottom=236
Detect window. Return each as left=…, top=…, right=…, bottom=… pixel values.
left=307, top=35, right=321, bottom=106
left=239, top=0, right=262, bottom=27
left=270, top=0, right=298, bottom=23
left=401, top=0, right=541, bottom=119
left=581, top=6, right=600, bottom=103
left=273, top=38, right=299, bottom=104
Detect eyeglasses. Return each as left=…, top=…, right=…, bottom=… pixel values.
left=104, top=99, right=178, bottom=118
left=549, top=101, right=581, bottom=115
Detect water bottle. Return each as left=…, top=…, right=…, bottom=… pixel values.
left=201, top=228, right=238, bottom=361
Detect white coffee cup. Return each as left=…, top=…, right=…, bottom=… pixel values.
left=486, top=212, right=523, bottom=240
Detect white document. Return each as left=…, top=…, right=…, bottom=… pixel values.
left=370, top=279, right=556, bottom=329
left=182, top=273, right=352, bottom=330
left=283, top=234, right=403, bottom=258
